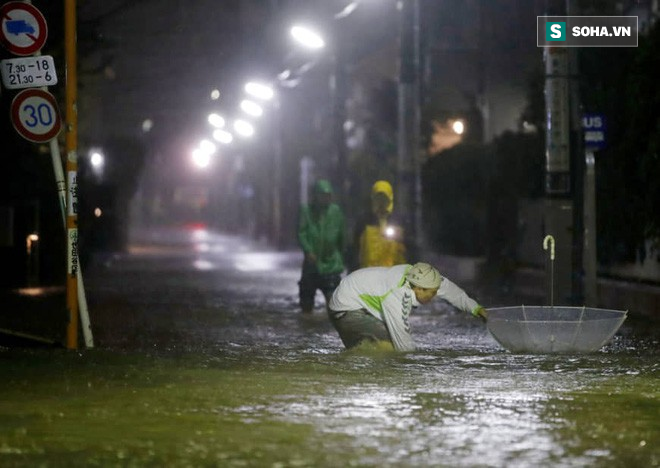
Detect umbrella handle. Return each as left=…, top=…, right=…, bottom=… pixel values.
left=543, top=235, right=555, bottom=307
left=543, top=235, right=555, bottom=260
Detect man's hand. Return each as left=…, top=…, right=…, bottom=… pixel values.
left=305, top=252, right=317, bottom=264
left=472, top=306, right=488, bottom=322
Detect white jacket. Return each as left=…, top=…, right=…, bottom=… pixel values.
left=328, top=264, right=481, bottom=351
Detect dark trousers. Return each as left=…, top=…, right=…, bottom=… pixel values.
left=298, top=262, right=341, bottom=311
left=328, top=309, right=391, bottom=349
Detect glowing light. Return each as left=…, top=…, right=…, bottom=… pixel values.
left=26, top=233, right=38, bottom=255
left=193, top=259, right=215, bottom=271
left=208, top=113, right=225, bottom=128
left=199, top=139, right=217, bottom=155
left=234, top=252, right=278, bottom=271
left=210, top=89, right=220, bottom=100
left=90, top=152, right=104, bottom=168
left=240, top=99, right=263, bottom=117
left=384, top=226, right=396, bottom=238
left=234, top=119, right=255, bottom=137
left=142, top=119, right=153, bottom=132
left=452, top=120, right=465, bottom=135
left=213, top=129, right=233, bottom=144
left=245, top=82, right=274, bottom=101
left=192, top=148, right=211, bottom=169
left=94, top=208, right=102, bottom=218
left=290, top=25, right=325, bottom=49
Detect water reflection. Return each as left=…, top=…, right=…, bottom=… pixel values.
left=1, top=228, right=657, bottom=466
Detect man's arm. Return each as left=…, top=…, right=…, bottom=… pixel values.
left=297, top=206, right=315, bottom=255
left=437, top=277, right=487, bottom=320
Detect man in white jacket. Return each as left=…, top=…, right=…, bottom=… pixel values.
left=328, top=262, right=487, bottom=351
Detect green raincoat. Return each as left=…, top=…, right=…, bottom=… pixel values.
left=297, top=203, right=345, bottom=275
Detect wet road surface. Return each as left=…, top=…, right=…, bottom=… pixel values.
left=1, top=226, right=658, bottom=467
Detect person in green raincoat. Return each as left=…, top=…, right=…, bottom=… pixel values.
left=297, top=179, right=346, bottom=314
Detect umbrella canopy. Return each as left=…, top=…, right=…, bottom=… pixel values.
left=487, top=306, right=627, bottom=353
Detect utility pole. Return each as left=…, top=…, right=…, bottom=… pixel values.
left=64, top=0, right=79, bottom=349
left=567, top=0, right=585, bottom=305
left=543, top=46, right=573, bottom=305
left=398, top=0, right=422, bottom=258
left=331, top=42, right=348, bottom=208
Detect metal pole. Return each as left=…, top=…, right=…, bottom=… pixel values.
left=567, top=0, right=584, bottom=305
left=543, top=2, right=574, bottom=304
left=64, top=0, right=79, bottom=350
left=332, top=46, right=348, bottom=206
left=583, top=151, right=598, bottom=305
left=50, top=139, right=94, bottom=348
left=272, top=98, right=282, bottom=249
left=398, top=0, right=422, bottom=257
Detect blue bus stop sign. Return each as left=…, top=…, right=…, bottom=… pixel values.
left=582, top=114, right=606, bottom=151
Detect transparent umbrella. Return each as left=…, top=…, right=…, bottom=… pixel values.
left=487, top=235, right=627, bottom=353
left=487, top=305, right=627, bottom=353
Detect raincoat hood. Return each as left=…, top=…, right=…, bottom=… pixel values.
left=314, top=179, right=334, bottom=194
left=371, top=180, right=394, bottom=214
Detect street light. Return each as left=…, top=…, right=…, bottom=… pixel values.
left=233, top=119, right=255, bottom=137
left=191, top=139, right=216, bottom=169
left=212, top=129, right=233, bottom=144
left=199, top=139, right=216, bottom=155
left=240, top=99, right=264, bottom=117
left=245, top=82, right=274, bottom=101
left=90, top=151, right=104, bottom=169
left=191, top=148, right=211, bottom=169
left=244, top=80, right=284, bottom=248
left=208, top=113, right=225, bottom=128
left=290, top=25, right=325, bottom=50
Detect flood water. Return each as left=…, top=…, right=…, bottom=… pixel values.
left=1, top=228, right=658, bottom=467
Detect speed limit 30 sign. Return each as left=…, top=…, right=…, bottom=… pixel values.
left=11, top=88, right=62, bottom=143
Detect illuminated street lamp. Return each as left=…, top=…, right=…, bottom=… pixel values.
left=245, top=82, right=274, bottom=101
left=89, top=149, right=105, bottom=180
left=191, top=139, right=216, bottom=169
left=244, top=79, right=283, bottom=248
left=234, top=119, right=255, bottom=137
left=290, top=25, right=325, bottom=50
left=199, top=139, right=217, bottom=155
left=90, top=151, right=104, bottom=169
left=212, top=129, right=233, bottom=144
left=191, top=148, right=211, bottom=169
left=240, top=99, right=263, bottom=117
left=208, top=113, right=225, bottom=128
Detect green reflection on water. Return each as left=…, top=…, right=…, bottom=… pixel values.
left=0, top=348, right=658, bottom=467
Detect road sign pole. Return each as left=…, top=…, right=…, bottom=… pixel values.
left=49, top=137, right=94, bottom=348
left=64, top=0, right=79, bottom=350
left=583, top=150, right=597, bottom=306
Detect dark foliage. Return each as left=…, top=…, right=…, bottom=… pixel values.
left=579, top=22, right=660, bottom=263
left=422, top=132, right=543, bottom=258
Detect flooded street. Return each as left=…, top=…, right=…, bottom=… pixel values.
left=1, top=227, right=658, bottom=467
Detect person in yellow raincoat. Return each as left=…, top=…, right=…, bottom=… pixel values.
left=352, top=180, right=409, bottom=270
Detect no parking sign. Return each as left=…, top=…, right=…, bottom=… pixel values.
left=11, top=88, right=62, bottom=142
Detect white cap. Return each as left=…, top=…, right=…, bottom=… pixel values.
left=406, top=262, right=442, bottom=289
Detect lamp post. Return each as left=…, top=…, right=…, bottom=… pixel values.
left=244, top=81, right=282, bottom=248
